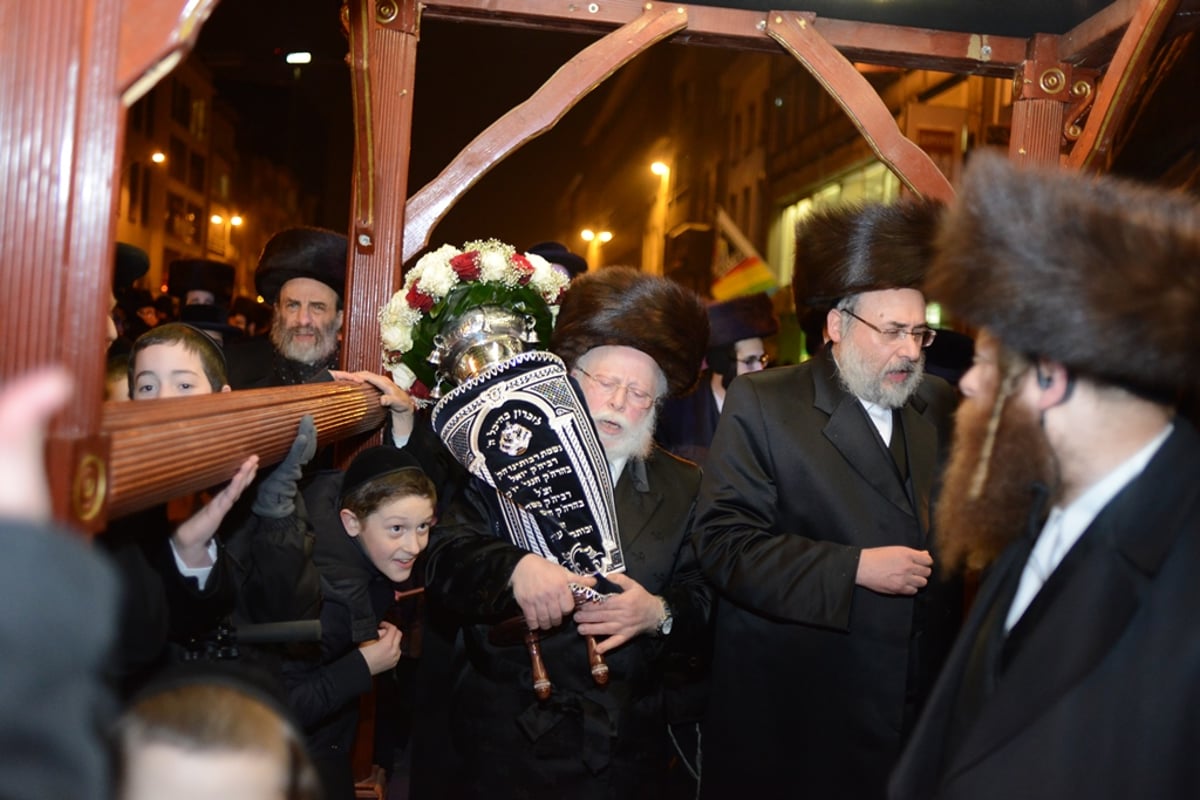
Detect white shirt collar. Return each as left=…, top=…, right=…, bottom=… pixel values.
left=1005, top=422, right=1173, bottom=631
left=858, top=398, right=893, bottom=445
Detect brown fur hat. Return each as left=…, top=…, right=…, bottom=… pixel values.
left=929, top=151, right=1200, bottom=399
left=792, top=197, right=943, bottom=311
left=551, top=266, right=709, bottom=397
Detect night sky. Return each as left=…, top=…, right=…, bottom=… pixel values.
left=195, top=0, right=611, bottom=256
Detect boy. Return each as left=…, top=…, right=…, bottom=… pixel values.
left=287, top=446, right=437, bottom=800
left=128, top=322, right=230, bottom=399
left=106, top=323, right=319, bottom=694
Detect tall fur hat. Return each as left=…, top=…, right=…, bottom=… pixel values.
left=707, top=292, right=779, bottom=350
left=167, top=258, right=235, bottom=305
left=929, top=151, right=1200, bottom=399
left=551, top=266, right=708, bottom=397
left=792, top=197, right=943, bottom=311
left=255, top=227, right=347, bottom=305
left=114, top=242, right=149, bottom=289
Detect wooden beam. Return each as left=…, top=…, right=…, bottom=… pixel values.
left=1066, top=0, right=1182, bottom=170
left=420, top=0, right=1027, bottom=75
left=1059, top=0, right=1141, bottom=65
left=100, top=382, right=385, bottom=520
left=117, top=0, right=222, bottom=101
left=768, top=12, right=956, bottom=203
left=403, top=5, right=689, bottom=263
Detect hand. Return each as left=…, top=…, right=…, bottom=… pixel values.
left=510, top=554, right=594, bottom=631
left=856, top=546, right=933, bottom=595
left=358, top=621, right=403, bottom=675
left=573, top=573, right=662, bottom=654
left=0, top=366, right=72, bottom=523
left=171, top=456, right=260, bottom=567
left=330, top=370, right=415, bottom=443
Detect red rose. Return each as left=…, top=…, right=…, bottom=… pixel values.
left=450, top=251, right=481, bottom=281
left=510, top=253, right=534, bottom=285
left=406, top=284, right=435, bottom=313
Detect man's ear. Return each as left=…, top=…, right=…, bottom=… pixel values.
left=1033, top=360, right=1071, bottom=410
left=339, top=508, right=361, bottom=537
left=336, top=309, right=344, bottom=332
left=826, top=308, right=843, bottom=343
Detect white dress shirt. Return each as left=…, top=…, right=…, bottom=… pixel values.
left=1005, top=423, right=1172, bottom=631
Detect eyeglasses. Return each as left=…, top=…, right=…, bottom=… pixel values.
left=574, top=367, right=657, bottom=410
left=842, top=309, right=937, bottom=348
left=737, top=354, right=769, bottom=368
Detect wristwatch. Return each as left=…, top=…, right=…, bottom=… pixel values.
left=656, top=597, right=674, bottom=636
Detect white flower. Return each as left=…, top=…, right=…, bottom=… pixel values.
left=525, top=252, right=569, bottom=301
left=416, top=259, right=458, bottom=298
left=478, top=247, right=512, bottom=283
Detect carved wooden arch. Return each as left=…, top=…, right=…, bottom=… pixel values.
left=0, top=0, right=1182, bottom=531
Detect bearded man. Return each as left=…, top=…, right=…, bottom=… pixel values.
left=226, top=227, right=348, bottom=389
left=890, top=153, right=1200, bottom=800
left=419, top=267, right=715, bottom=799
left=694, top=199, right=962, bottom=800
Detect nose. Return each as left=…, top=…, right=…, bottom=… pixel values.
left=897, top=332, right=922, bottom=360
left=607, top=385, right=628, bottom=410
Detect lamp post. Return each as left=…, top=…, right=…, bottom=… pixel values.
left=645, top=161, right=670, bottom=275
left=580, top=228, right=613, bottom=269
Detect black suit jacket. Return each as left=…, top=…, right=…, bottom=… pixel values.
left=694, top=347, right=959, bottom=799
left=890, top=419, right=1200, bottom=800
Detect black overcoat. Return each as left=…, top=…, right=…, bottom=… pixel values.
left=693, top=346, right=959, bottom=799
left=889, top=418, right=1200, bottom=800
left=420, top=446, right=713, bottom=800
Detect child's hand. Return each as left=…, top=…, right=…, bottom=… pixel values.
left=358, top=621, right=402, bottom=675
left=172, top=455, right=259, bottom=566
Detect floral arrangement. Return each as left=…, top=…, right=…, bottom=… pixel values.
left=379, top=239, right=570, bottom=397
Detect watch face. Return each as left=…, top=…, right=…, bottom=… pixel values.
left=661, top=615, right=673, bottom=635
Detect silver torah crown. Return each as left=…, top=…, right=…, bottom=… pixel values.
left=428, top=304, right=539, bottom=398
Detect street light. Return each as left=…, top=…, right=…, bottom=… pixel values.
left=150, top=151, right=166, bottom=164
left=646, top=161, right=671, bottom=275
left=581, top=228, right=614, bottom=267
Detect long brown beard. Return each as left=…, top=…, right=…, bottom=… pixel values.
left=936, top=376, right=1057, bottom=574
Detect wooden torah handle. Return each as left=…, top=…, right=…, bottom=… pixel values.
left=524, top=629, right=552, bottom=700
left=586, top=635, right=609, bottom=686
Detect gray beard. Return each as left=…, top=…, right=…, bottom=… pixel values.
left=835, top=341, right=924, bottom=409
left=271, top=320, right=339, bottom=366
left=597, top=402, right=659, bottom=464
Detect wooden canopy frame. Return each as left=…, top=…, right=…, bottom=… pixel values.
left=0, top=0, right=1190, bottom=531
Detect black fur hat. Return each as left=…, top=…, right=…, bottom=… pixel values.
left=929, top=151, right=1200, bottom=398
left=114, top=242, right=149, bottom=289
left=168, top=259, right=235, bottom=305
left=551, top=267, right=709, bottom=397
left=792, top=197, right=943, bottom=312
left=255, top=227, right=347, bottom=305
left=707, top=292, right=779, bottom=349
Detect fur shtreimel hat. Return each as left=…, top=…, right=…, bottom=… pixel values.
left=168, top=259, right=236, bottom=305
left=929, top=150, right=1200, bottom=399
left=255, top=227, right=348, bottom=305
left=551, top=266, right=708, bottom=397
left=707, top=292, right=779, bottom=349
left=792, top=197, right=943, bottom=311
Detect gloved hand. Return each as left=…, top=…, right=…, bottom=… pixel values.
left=252, top=415, right=318, bottom=519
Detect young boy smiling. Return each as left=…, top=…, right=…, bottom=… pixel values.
left=286, top=446, right=437, bottom=800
